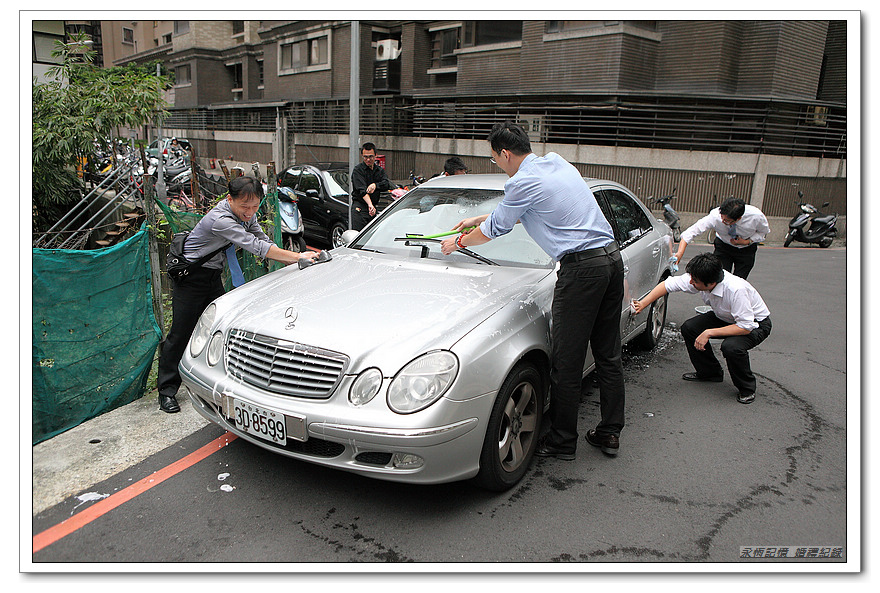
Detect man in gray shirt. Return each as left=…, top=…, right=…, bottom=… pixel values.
left=157, top=176, right=318, bottom=413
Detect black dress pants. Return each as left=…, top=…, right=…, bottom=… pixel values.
left=350, top=204, right=372, bottom=231
left=547, top=249, right=626, bottom=450
left=680, top=312, right=772, bottom=396
left=157, top=266, right=225, bottom=398
left=713, top=238, right=758, bottom=279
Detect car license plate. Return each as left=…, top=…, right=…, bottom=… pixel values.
left=233, top=400, right=290, bottom=445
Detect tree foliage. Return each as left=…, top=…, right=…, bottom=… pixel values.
left=32, top=33, right=172, bottom=232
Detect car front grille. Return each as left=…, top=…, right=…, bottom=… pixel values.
left=225, top=329, right=348, bottom=398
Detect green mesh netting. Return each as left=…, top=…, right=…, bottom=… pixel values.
left=32, top=229, right=161, bottom=444
left=154, top=191, right=284, bottom=289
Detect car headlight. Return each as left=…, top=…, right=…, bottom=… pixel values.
left=206, top=331, right=224, bottom=367
left=387, top=351, right=458, bottom=414
left=349, top=368, right=383, bottom=406
left=189, top=304, right=216, bottom=358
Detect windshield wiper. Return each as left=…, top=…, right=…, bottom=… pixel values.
left=393, top=237, right=498, bottom=266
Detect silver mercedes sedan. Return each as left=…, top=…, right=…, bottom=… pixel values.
left=179, top=174, right=675, bottom=490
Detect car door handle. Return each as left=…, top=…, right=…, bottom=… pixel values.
left=623, top=265, right=629, bottom=275
left=652, top=247, right=661, bottom=256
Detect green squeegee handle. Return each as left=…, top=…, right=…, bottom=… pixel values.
left=405, top=226, right=476, bottom=239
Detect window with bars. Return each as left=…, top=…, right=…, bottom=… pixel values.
left=431, top=28, right=460, bottom=69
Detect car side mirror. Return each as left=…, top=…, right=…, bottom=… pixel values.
left=340, top=230, right=359, bottom=247
left=305, top=189, right=320, bottom=199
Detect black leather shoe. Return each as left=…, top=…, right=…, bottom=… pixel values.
left=159, top=394, right=181, bottom=413
left=737, top=392, right=756, bottom=404
left=681, top=372, right=724, bottom=383
left=585, top=429, right=619, bottom=456
left=534, top=438, right=575, bottom=461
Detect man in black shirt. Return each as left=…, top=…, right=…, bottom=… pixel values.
left=350, top=142, right=391, bottom=231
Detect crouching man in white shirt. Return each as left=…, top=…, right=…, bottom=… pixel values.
left=633, top=252, right=772, bottom=405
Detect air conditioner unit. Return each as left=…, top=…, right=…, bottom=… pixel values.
left=375, top=39, right=401, bottom=61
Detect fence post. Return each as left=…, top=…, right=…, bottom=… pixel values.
left=140, top=145, right=165, bottom=335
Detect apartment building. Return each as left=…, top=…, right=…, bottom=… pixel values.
left=110, top=19, right=850, bottom=217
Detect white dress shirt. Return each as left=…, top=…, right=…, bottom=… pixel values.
left=665, top=270, right=771, bottom=331
left=680, top=204, right=770, bottom=248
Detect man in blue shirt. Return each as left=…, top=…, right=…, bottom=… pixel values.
left=441, top=121, right=625, bottom=459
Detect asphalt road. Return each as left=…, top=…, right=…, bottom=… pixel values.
left=29, top=243, right=853, bottom=570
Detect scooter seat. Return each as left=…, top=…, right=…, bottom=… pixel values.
left=813, top=215, right=836, bottom=225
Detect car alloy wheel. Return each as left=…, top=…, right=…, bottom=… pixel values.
left=475, top=362, right=543, bottom=491
left=330, top=222, right=347, bottom=248
left=633, top=292, right=667, bottom=351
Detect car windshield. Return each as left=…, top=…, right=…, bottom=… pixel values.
left=323, top=170, right=350, bottom=198
left=350, top=187, right=554, bottom=268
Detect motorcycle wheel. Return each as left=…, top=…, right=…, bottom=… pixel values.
left=783, top=231, right=795, bottom=248
left=707, top=229, right=716, bottom=244
left=819, top=237, right=833, bottom=248
left=285, top=235, right=307, bottom=253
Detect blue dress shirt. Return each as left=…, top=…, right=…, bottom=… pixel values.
left=479, top=153, right=615, bottom=262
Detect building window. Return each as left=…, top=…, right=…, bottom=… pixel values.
left=173, top=21, right=189, bottom=36
left=33, top=32, right=65, bottom=64
left=279, top=31, right=331, bottom=74
left=162, top=33, right=172, bottom=44
left=257, top=60, right=264, bottom=88
left=431, top=27, right=460, bottom=69
left=175, top=64, right=191, bottom=86
left=232, top=21, right=244, bottom=36
left=546, top=21, right=605, bottom=33
left=544, top=20, right=658, bottom=40
left=228, top=63, right=243, bottom=90
left=122, top=27, right=134, bottom=45
left=462, top=21, right=522, bottom=47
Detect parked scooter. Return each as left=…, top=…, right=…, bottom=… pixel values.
left=278, top=186, right=307, bottom=252
left=653, top=187, right=681, bottom=242
left=409, top=170, right=427, bottom=186
left=783, top=191, right=838, bottom=248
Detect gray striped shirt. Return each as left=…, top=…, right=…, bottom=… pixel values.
left=183, top=198, right=274, bottom=269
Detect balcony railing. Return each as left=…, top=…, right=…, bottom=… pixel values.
left=163, top=95, right=846, bottom=159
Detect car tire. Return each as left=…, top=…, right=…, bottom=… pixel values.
left=631, top=292, right=667, bottom=351
left=330, top=222, right=347, bottom=248
left=474, top=362, right=544, bottom=491
left=285, top=235, right=307, bottom=253
left=784, top=231, right=795, bottom=248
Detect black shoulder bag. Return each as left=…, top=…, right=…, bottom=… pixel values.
left=166, top=232, right=232, bottom=280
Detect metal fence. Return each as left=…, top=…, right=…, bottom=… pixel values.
left=163, top=94, right=845, bottom=160
left=762, top=174, right=848, bottom=217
